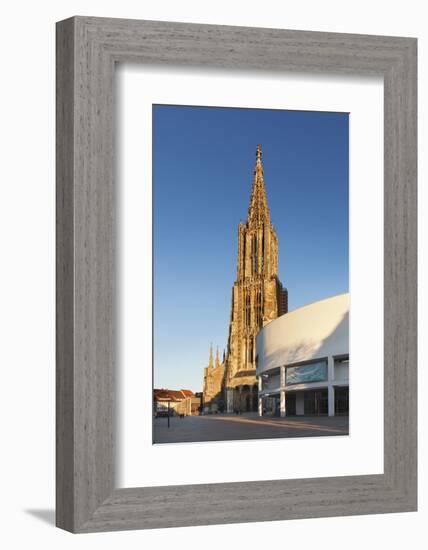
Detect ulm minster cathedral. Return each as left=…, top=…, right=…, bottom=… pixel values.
left=203, top=145, right=288, bottom=414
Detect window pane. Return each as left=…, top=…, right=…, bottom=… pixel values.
left=286, top=361, right=327, bottom=385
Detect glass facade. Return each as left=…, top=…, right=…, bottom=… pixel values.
left=334, top=387, right=349, bottom=415
left=286, top=361, right=328, bottom=385
left=304, top=389, right=328, bottom=415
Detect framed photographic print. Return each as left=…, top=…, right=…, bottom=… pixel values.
left=56, top=16, right=417, bottom=532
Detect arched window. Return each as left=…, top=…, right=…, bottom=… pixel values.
left=261, top=232, right=265, bottom=273
left=252, top=234, right=257, bottom=275
left=248, top=338, right=253, bottom=364
left=256, top=292, right=262, bottom=326
left=245, top=294, right=251, bottom=326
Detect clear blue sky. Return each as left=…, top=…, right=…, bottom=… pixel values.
left=153, top=105, right=349, bottom=392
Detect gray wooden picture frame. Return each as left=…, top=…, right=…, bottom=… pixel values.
left=56, top=16, right=417, bottom=533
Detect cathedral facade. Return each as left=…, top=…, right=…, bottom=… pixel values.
left=202, top=345, right=226, bottom=413
left=203, top=145, right=288, bottom=413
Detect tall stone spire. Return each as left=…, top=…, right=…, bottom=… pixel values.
left=203, top=145, right=288, bottom=415
left=247, top=144, right=270, bottom=226
left=223, top=144, right=288, bottom=414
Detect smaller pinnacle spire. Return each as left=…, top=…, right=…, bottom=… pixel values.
left=208, top=343, right=213, bottom=368
left=215, top=346, right=220, bottom=368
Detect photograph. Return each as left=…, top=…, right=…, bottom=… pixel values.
left=152, top=104, right=349, bottom=444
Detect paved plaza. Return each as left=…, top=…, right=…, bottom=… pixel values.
left=153, top=413, right=349, bottom=444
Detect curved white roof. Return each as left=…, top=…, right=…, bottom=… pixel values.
left=256, top=293, right=349, bottom=375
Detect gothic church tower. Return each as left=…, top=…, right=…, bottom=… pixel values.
left=224, top=145, right=288, bottom=413
left=202, top=344, right=226, bottom=412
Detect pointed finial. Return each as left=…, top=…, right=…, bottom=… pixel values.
left=254, top=144, right=263, bottom=175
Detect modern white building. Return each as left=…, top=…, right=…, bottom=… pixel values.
left=256, top=293, right=349, bottom=417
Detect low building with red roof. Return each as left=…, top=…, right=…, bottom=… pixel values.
left=153, top=388, right=200, bottom=417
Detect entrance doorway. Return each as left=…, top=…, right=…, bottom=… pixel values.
left=245, top=394, right=251, bottom=411
left=335, top=387, right=349, bottom=415
left=304, top=389, right=328, bottom=415
left=262, top=395, right=279, bottom=416
left=286, top=393, right=296, bottom=416
left=235, top=385, right=258, bottom=413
